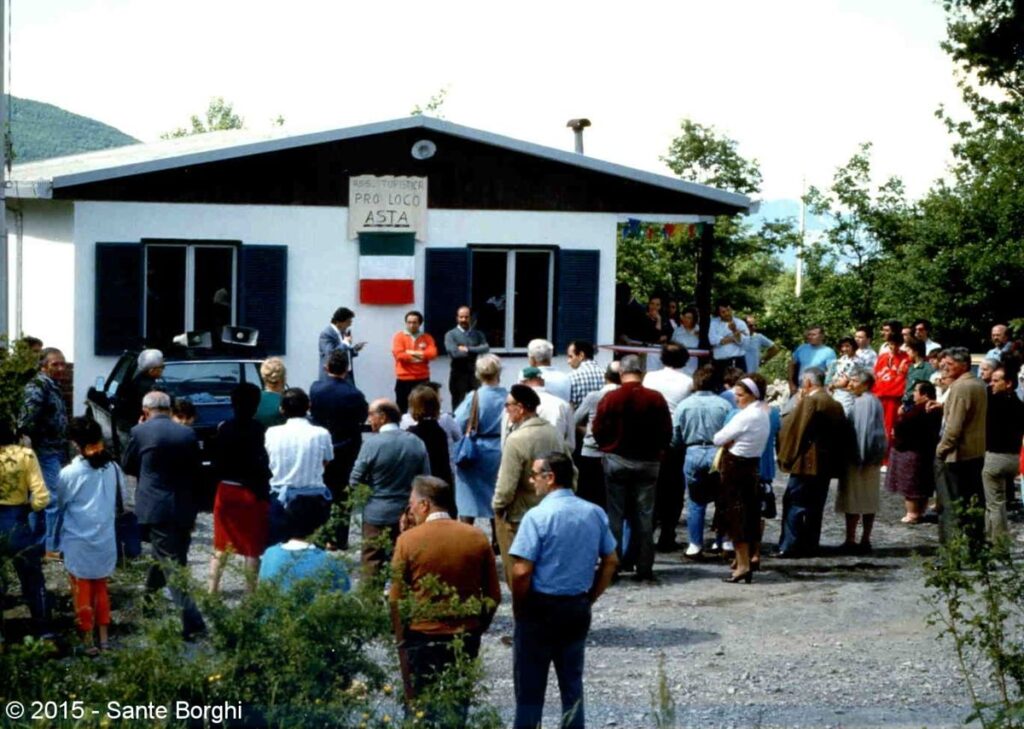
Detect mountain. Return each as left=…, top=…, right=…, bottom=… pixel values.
left=10, top=96, right=139, bottom=163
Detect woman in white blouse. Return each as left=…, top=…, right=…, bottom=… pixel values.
left=713, top=373, right=771, bottom=583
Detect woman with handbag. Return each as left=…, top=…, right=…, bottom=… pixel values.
left=712, top=373, right=771, bottom=584
left=56, top=417, right=121, bottom=654
left=453, top=354, right=506, bottom=540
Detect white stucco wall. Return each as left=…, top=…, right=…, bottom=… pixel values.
left=63, top=201, right=632, bottom=412
left=6, top=200, right=75, bottom=353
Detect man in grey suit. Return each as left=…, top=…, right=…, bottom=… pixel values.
left=122, top=391, right=206, bottom=638
left=444, top=305, right=490, bottom=409
left=350, top=399, right=430, bottom=578
left=319, top=306, right=365, bottom=382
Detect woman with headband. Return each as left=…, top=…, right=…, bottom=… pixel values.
left=712, top=373, right=771, bottom=583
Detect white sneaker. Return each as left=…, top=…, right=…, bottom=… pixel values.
left=722, top=540, right=735, bottom=552
left=685, top=544, right=703, bottom=557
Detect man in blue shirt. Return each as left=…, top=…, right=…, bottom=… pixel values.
left=509, top=452, right=618, bottom=729
left=788, top=325, right=837, bottom=395
left=672, top=365, right=734, bottom=557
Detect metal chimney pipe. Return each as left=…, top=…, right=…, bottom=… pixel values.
left=566, top=118, right=591, bottom=154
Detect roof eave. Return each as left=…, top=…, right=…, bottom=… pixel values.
left=14, top=115, right=752, bottom=212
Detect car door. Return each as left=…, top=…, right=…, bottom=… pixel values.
left=86, top=353, right=136, bottom=454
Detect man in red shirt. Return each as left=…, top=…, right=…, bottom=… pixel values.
left=391, top=310, right=438, bottom=414
left=592, top=355, right=672, bottom=581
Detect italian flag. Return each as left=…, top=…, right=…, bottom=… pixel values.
left=359, top=233, right=415, bottom=304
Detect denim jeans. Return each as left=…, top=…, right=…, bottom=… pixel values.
left=603, top=453, right=660, bottom=576
left=0, top=505, right=49, bottom=632
left=27, top=451, right=63, bottom=552
left=683, top=445, right=717, bottom=548
left=514, top=593, right=591, bottom=729
left=779, top=474, right=831, bottom=554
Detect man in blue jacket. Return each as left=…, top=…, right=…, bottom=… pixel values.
left=310, top=351, right=368, bottom=549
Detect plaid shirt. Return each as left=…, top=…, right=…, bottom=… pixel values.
left=569, top=359, right=605, bottom=409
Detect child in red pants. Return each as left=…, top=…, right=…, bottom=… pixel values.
left=68, top=575, right=110, bottom=653
left=57, top=418, right=121, bottom=655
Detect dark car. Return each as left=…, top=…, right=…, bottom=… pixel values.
left=86, top=351, right=265, bottom=508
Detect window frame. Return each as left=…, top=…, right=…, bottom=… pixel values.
left=142, top=241, right=239, bottom=338
left=468, top=245, right=556, bottom=354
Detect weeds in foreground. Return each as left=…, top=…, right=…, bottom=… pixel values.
left=925, top=502, right=1024, bottom=729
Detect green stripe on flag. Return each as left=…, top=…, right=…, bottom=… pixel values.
left=358, top=233, right=415, bottom=256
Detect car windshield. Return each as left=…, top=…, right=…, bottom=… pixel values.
left=158, top=361, right=261, bottom=401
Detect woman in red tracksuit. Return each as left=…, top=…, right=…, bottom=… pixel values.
left=874, top=331, right=910, bottom=451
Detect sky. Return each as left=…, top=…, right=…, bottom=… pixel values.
left=12, top=0, right=967, bottom=202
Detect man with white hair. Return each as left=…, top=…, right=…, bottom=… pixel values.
left=520, top=367, right=575, bottom=450
left=123, top=390, right=206, bottom=638
left=120, top=348, right=166, bottom=434
left=527, top=339, right=571, bottom=403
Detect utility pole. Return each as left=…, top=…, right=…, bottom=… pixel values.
left=0, top=0, right=8, bottom=337
left=795, top=177, right=805, bottom=298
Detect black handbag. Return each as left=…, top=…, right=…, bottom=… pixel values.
left=113, top=466, right=142, bottom=563
left=688, top=450, right=722, bottom=506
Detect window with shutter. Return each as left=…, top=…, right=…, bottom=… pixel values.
left=95, top=243, right=144, bottom=355
left=239, top=245, right=288, bottom=355
left=555, top=249, right=600, bottom=351
left=423, top=248, right=469, bottom=354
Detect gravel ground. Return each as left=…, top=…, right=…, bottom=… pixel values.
left=185, top=472, right=982, bottom=729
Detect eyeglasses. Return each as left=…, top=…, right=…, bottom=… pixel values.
left=504, top=401, right=520, bottom=409
left=529, top=469, right=552, bottom=479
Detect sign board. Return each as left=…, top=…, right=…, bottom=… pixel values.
left=348, top=175, right=428, bottom=240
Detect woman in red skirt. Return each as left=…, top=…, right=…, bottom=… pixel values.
left=208, top=383, right=272, bottom=593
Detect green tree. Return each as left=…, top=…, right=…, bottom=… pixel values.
left=660, top=119, right=762, bottom=195
left=162, top=96, right=245, bottom=139
left=618, top=118, right=791, bottom=322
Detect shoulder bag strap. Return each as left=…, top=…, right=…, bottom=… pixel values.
left=465, top=391, right=480, bottom=437
left=113, top=464, right=125, bottom=516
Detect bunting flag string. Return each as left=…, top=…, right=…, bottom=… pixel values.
left=619, top=221, right=706, bottom=241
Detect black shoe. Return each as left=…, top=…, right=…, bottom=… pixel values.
left=775, top=549, right=801, bottom=559
left=655, top=540, right=682, bottom=553
left=630, top=571, right=658, bottom=584
left=722, top=571, right=752, bottom=584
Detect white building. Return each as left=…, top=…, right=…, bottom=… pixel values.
left=7, top=116, right=750, bottom=411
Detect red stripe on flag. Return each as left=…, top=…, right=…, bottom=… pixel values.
left=360, top=279, right=415, bottom=305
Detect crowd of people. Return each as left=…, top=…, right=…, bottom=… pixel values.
left=3, top=302, right=1024, bottom=727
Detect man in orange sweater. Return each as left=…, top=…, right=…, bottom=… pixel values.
left=391, top=310, right=438, bottom=414
left=390, top=475, right=501, bottom=722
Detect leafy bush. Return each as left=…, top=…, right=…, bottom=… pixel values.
left=925, top=505, right=1024, bottom=728
left=0, top=557, right=501, bottom=728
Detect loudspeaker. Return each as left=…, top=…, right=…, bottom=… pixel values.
left=220, top=326, right=259, bottom=347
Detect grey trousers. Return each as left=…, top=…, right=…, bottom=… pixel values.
left=603, top=453, right=660, bottom=576
left=982, top=451, right=1018, bottom=544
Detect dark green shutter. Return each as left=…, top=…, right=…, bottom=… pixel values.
left=555, top=249, right=600, bottom=350
left=95, top=243, right=144, bottom=355
left=239, top=245, right=288, bottom=355
left=424, top=248, right=470, bottom=354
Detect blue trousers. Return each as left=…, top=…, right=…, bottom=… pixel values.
left=0, top=505, right=50, bottom=632
left=27, top=451, right=63, bottom=552
left=683, top=445, right=717, bottom=548
left=779, top=474, right=831, bottom=554
left=514, top=593, right=591, bottom=729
